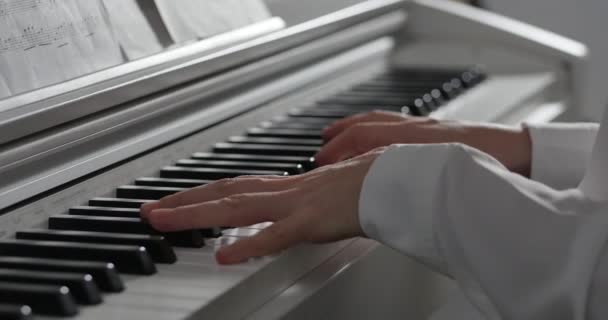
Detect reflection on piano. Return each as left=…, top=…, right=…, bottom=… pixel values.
left=0, top=0, right=587, bottom=319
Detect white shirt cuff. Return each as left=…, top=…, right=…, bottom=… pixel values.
left=524, top=122, right=598, bottom=190
left=359, top=144, right=447, bottom=272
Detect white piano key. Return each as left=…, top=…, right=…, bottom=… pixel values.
left=39, top=239, right=350, bottom=320
left=222, top=228, right=261, bottom=238
left=63, top=304, right=189, bottom=320
left=249, top=222, right=274, bottom=230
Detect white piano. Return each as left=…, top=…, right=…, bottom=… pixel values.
left=0, top=0, right=587, bottom=319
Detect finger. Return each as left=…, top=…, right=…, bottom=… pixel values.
left=316, top=123, right=390, bottom=166
left=141, top=175, right=290, bottom=218
left=147, top=191, right=296, bottom=232
left=317, top=121, right=418, bottom=166
left=321, top=113, right=368, bottom=140
left=215, top=218, right=302, bottom=264
left=322, top=111, right=405, bottom=140
left=315, top=131, right=358, bottom=166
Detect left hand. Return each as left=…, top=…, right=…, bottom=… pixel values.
left=140, top=148, right=386, bottom=265
left=316, top=111, right=532, bottom=176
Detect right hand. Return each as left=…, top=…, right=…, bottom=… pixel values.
left=316, top=111, right=532, bottom=176
left=141, top=148, right=385, bottom=265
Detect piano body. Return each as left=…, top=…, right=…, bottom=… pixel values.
left=0, top=0, right=587, bottom=319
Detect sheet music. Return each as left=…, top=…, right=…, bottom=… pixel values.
left=154, top=0, right=272, bottom=44
left=0, top=74, right=9, bottom=98
left=102, top=0, right=164, bottom=60
left=0, top=0, right=123, bottom=99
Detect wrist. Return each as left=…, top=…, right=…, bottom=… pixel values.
left=506, top=126, right=532, bottom=176
left=460, top=124, right=532, bottom=176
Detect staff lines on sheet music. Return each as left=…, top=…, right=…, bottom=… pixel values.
left=0, top=0, right=57, bottom=17
left=0, top=13, right=103, bottom=52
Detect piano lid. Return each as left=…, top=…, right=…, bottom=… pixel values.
left=0, top=0, right=405, bottom=146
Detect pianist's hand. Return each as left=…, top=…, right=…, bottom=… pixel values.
left=140, top=148, right=385, bottom=265
left=316, top=110, right=532, bottom=176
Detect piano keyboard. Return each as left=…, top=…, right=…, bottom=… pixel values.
left=0, top=67, right=484, bottom=319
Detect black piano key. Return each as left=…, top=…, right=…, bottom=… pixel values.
left=214, top=143, right=319, bottom=157
left=0, top=257, right=123, bottom=292
left=421, top=93, right=439, bottom=110
left=311, top=103, right=401, bottom=112
left=49, top=215, right=205, bottom=248
left=365, top=80, right=444, bottom=89
left=247, top=128, right=322, bottom=139
left=0, top=269, right=102, bottom=305
left=440, top=82, right=458, bottom=99
left=0, top=240, right=156, bottom=275
left=227, top=136, right=323, bottom=146
left=318, top=96, right=410, bottom=107
left=350, top=82, right=432, bottom=91
left=383, top=69, right=460, bottom=78
left=0, top=304, right=32, bottom=320
left=175, top=159, right=305, bottom=175
left=161, top=166, right=289, bottom=180
left=288, top=109, right=362, bottom=118
left=17, top=229, right=177, bottom=264
left=259, top=121, right=327, bottom=130
left=335, top=90, right=421, bottom=100
left=412, top=99, right=431, bottom=116
left=372, top=72, right=452, bottom=82
left=273, top=116, right=336, bottom=125
left=430, top=89, right=446, bottom=104
left=388, top=67, right=462, bottom=77
left=136, top=177, right=212, bottom=188
left=460, top=70, right=485, bottom=87
left=332, top=93, right=418, bottom=105
left=89, top=197, right=152, bottom=208
left=352, top=83, right=437, bottom=92
left=191, top=152, right=316, bottom=170
left=116, top=185, right=185, bottom=200
left=449, top=78, right=464, bottom=93
left=71, top=206, right=141, bottom=218
left=0, top=282, right=77, bottom=317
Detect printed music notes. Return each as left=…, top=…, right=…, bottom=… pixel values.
left=0, top=0, right=274, bottom=102
left=0, top=0, right=123, bottom=100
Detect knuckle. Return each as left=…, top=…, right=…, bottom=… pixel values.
left=221, top=193, right=251, bottom=210
left=214, top=178, right=240, bottom=194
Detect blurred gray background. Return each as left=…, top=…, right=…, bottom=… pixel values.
left=265, top=0, right=608, bottom=121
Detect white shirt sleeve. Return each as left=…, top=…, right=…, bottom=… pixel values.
left=525, top=122, right=598, bottom=189
left=359, top=143, right=608, bottom=320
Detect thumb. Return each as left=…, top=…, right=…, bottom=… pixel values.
left=216, top=218, right=302, bottom=264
